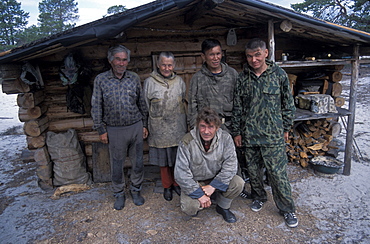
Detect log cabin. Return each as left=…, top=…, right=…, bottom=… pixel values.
left=1, top=0, right=370, bottom=186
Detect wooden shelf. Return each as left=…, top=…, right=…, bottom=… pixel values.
left=277, top=59, right=351, bottom=68
left=294, top=107, right=351, bottom=121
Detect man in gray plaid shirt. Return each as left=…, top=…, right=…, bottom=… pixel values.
left=91, top=45, right=148, bottom=210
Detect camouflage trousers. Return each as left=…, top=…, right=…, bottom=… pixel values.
left=244, top=145, right=295, bottom=213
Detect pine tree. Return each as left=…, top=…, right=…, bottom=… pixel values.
left=291, top=0, right=370, bottom=32
left=0, top=0, right=29, bottom=50
left=38, top=0, right=79, bottom=36
left=107, top=5, right=127, bottom=15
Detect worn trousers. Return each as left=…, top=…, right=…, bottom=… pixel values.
left=244, top=145, right=295, bottom=213
left=180, top=175, right=244, bottom=216
left=107, top=121, right=144, bottom=196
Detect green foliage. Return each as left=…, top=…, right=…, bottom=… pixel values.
left=0, top=0, right=29, bottom=51
left=16, top=25, right=42, bottom=46
left=291, top=0, right=370, bottom=32
left=106, top=5, right=127, bottom=16
left=38, top=0, right=79, bottom=36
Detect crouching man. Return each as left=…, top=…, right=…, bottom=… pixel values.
left=174, top=107, right=244, bottom=223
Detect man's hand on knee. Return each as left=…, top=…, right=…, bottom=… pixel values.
left=198, top=195, right=211, bottom=208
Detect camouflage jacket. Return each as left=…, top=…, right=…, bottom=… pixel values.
left=143, top=70, right=187, bottom=148
left=231, top=60, right=296, bottom=146
left=174, top=127, right=238, bottom=199
left=188, top=62, right=238, bottom=131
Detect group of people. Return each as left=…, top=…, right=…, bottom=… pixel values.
left=91, top=38, right=298, bottom=228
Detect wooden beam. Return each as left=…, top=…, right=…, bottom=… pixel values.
left=343, top=44, right=360, bottom=175
left=184, top=0, right=224, bottom=26
left=268, top=19, right=275, bottom=61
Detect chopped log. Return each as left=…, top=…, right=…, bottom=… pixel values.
left=299, top=158, right=309, bottom=167
left=329, top=71, right=342, bottom=82
left=51, top=184, right=91, bottom=199
left=331, top=83, right=342, bottom=97
left=48, top=118, right=93, bottom=131
left=307, top=143, right=323, bottom=150
left=322, top=80, right=329, bottom=94
left=18, top=104, right=48, bottom=122
left=323, top=134, right=333, bottom=142
left=300, top=151, right=308, bottom=158
left=329, top=122, right=341, bottom=137
left=334, top=97, right=345, bottom=107
left=288, top=118, right=342, bottom=167
left=1, top=77, right=30, bottom=94
left=26, top=134, right=46, bottom=149
left=78, top=131, right=100, bottom=142
left=23, top=116, right=49, bottom=137
left=17, top=91, right=45, bottom=108
left=334, top=65, right=344, bottom=71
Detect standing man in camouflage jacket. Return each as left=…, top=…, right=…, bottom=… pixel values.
left=188, top=39, right=238, bottom=132
left=231, top=38, right=298, bottom=228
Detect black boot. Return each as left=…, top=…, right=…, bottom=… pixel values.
left=172, top=185, right=181, bottom=196
left=130, top=190, right=145, bottom=206
left=163, top=187, right=173, bottom=201
left=114, top=194, right=126, bottom=210
left=216, top=205, right=237, bottom=223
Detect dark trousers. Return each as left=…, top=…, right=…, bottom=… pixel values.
left=244, top=145, right=295, bottom=213
left=107, top=121, right=144, bottom=196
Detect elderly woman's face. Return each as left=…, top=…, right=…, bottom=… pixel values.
left=157, top=57, right=174, bottom=78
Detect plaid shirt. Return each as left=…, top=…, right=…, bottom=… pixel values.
left=91, top=69, right=148, bottom=135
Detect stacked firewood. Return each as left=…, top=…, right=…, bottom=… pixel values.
left=286, top=118, right=341, bottom=167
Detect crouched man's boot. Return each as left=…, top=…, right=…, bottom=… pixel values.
left=216, top=205, right=237, bottom=223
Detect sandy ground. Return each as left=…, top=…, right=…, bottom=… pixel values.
left=0, top=65, right=369, bottom=244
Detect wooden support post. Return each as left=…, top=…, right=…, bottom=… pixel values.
left=268, top=19, right=275, bottom=61
left=343, top=44, right=360, bottom=175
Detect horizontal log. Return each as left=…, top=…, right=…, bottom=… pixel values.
left=0, top=64, right=22, bottom=79
left=26, top=134, right=46, bottom=149
left=78, top=131, right=100, bottom=142
left=17, top=91, right=45, bottom=108
left=334, top=97, right=345, bottom=107
left=46, top=105, right=87, bottom=120
left=19, top=104, right=48, bottom=122
left=329, top=71, right=342, bottom=82
left=48, top=118, right=93, bottom=131
left=1, top=77, right=30, bottom=94
left=332, top=83, right=342, bottom=97
left=23, top=116, right=49, bottom=137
